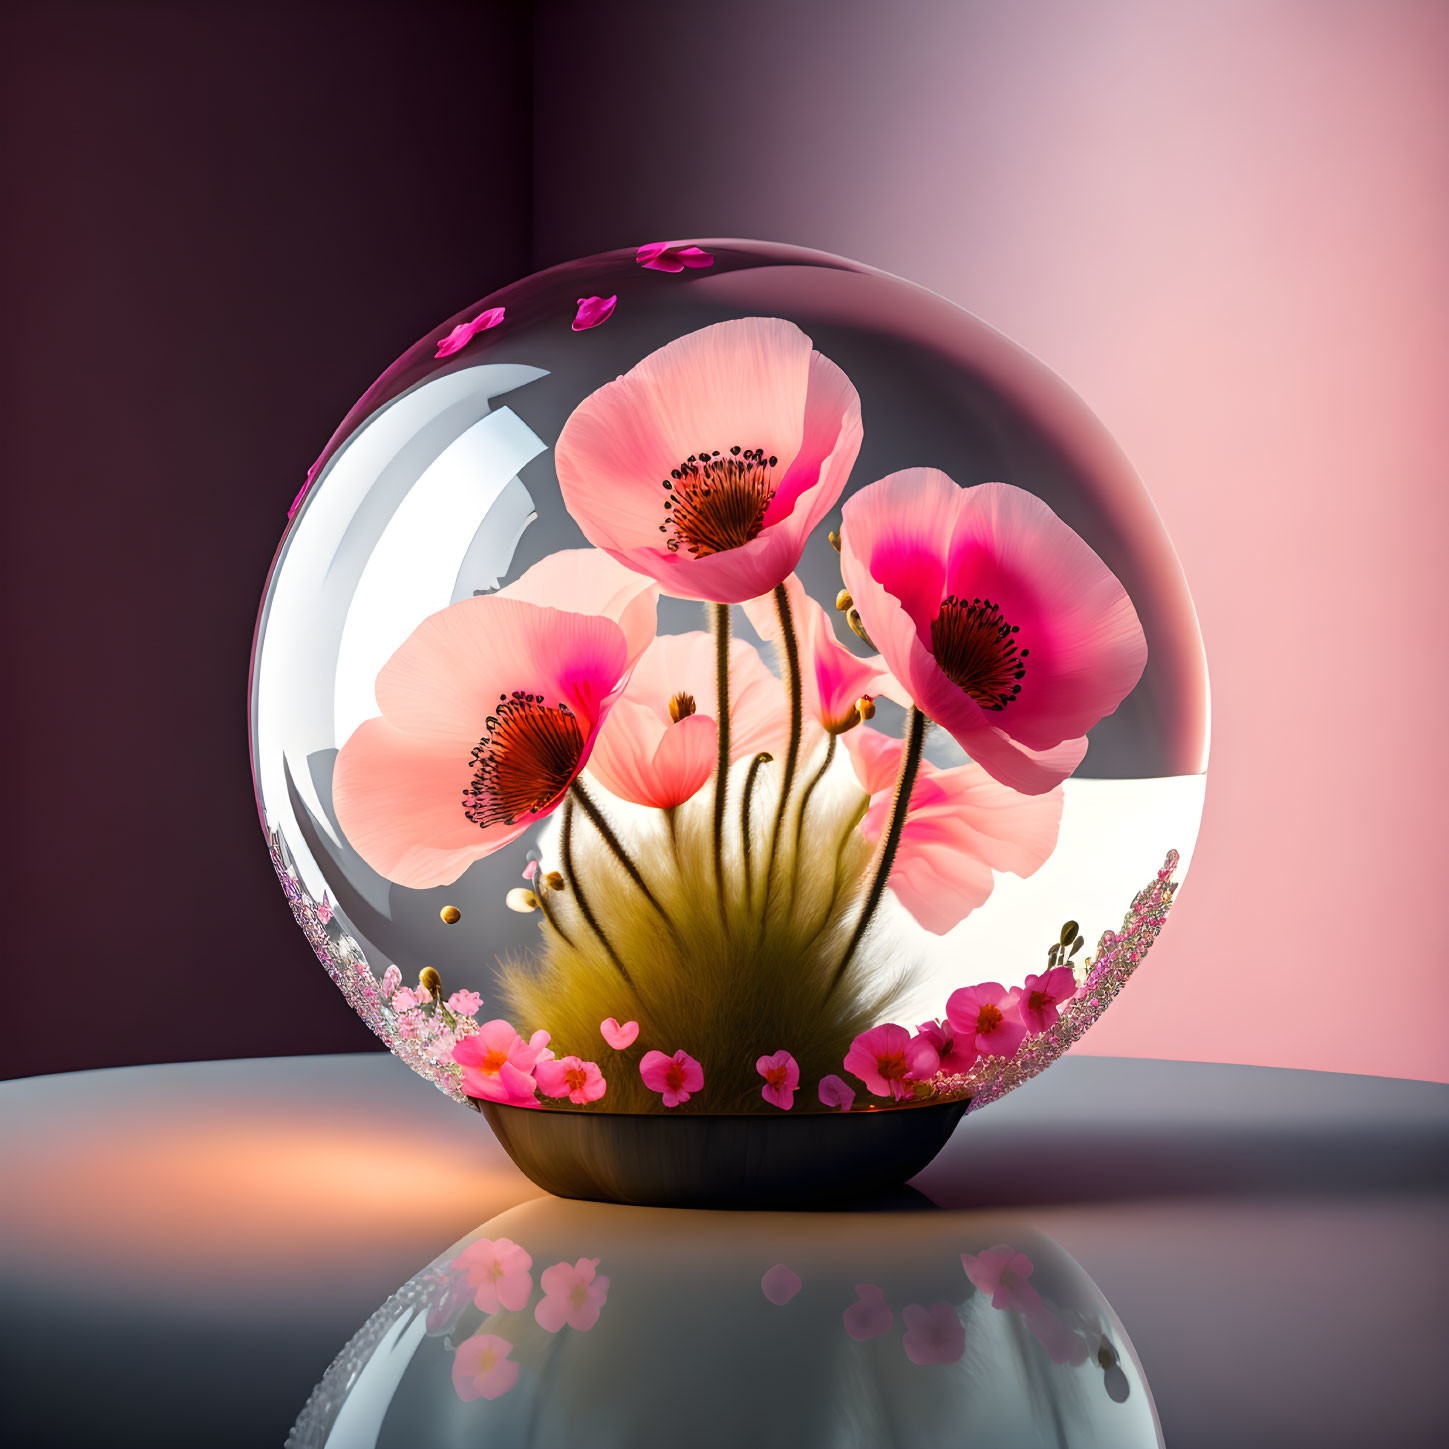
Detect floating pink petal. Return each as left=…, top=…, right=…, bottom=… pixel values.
left=1017, top=965, right=1077, bottom=1033
left=817, top=1074, right=857, bottom=1111
left=535, top=1054, right=607, bottom=1105
left=902, top=1302, right=966, bottom=1365
left=522, top=859, right=539, bottom=881
left=555, top=317, right=863, bottom=604
left=452, top=1018, right=550, bottom=1106
left=380, top=965, right=402, bottom=998
left=535, top=1257, right=610, bottom=1333
left=961, top=1245, right=1043, bottom=1313
left=451, top=1332, right=519, bottom=1402
left=1026, top=1304, right=1090, bottom=1364
left=636, top=241, right=715, bottom=272
left=572, top=294, right=617, bottom=331
left=945, top=983, right=1027, bottom=1059
left=755, top=1050, right=800, bottom=1111
left=600, top=1017, right=639, bottom=1050
left=452, top=1236, right=534, bottom=1314
left=844, top=727, right=1063, bottom=935
left=843, top=1023, right=939, bottom=1101
left=639, top=1048, right=704, bottom=1107
left=843, top=1283, right=893, bottom=1341
left=447, top=989, right=482, bottom=1017
left=840, top=470, right=1147, bottom=795
left=435, top=306, right=505, bottom=359
left=761, top=1263, right=802, bottom=1305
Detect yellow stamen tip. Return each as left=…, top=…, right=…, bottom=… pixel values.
left=834, top=589, right=852, bottom=612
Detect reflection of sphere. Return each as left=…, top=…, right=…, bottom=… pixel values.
left=250, top=241, right=1207, bottom=1113
left=288, top=1198, right=1162, bottom=1448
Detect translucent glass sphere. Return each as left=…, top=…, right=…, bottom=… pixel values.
left=250, top=240, right=1207, bottom=1118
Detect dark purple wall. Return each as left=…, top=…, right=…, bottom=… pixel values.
left=2, top=1, right=532, bottom=1078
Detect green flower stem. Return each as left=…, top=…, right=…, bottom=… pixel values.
left=560, top=793, right=634, bottom=991
left=827, top=706, right=927, bottom=998
left=763, top=581, right=803, bottom=909
left=739, top=750, right=774, bottom=906
left=711, top=602, right=732, bottom=926
left=569, top=779, right=672, bottom=930
left=789, top=733, right=837, bottom=895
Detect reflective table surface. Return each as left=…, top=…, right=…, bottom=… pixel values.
left=2, top=1053, right=1445, bottom=1447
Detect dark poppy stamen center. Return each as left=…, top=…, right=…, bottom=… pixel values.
left=463, top=692, right=584, bottom=829
left=930, top=596, right=1029, bottom=711
left=659, top=444, right=777, bottom=558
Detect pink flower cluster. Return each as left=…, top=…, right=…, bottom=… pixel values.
left=452, top=1019, right=608, bottom=1109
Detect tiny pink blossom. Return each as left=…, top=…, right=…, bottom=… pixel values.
left=761, top=1263, right=802, bottom=1305
left=843, top=1282, right=893, bottom=1341
left=452, top=1236, right=534, bottom=1314
left=451, top=1332, right=519, bottom=1401
left=961, top=1245, right=1042, bottom=1313
left=395, top=1008, right=425, bottom=1041
left=426, top=1029, right=457, bottom=1063
left=915, top=1018, right=979, bottom=1075
left=535, top=1257, right=610, bottom=1333
left=572, top=295, right=616, bottom=331
left=315, top=896, right=333, bottom=926
left=1026, top=1304, right=1090, bottom=1365
left=522, top=859, right=539, bottom=881
left=447, top=989, right=482, bottom=1018
left=843, top=1024, right=940, bottom=1101
left=452, top=1018, right=550, bottom=1106
left=600, top=1017, right=639, bottom=1050
left=434, top=306, right=505, bottom=359
left=636, top=241, right=715, bottom=272
left=945, top=983, right=1027, bottom=1059
left=902, top=1302, right=966, bottom=1365
left=1016, top=966, right=1076, bottom=1034
left=391, top=986, right=421, bottom=1012
left=639, top=1048, right=703, bottom=1107
left=535, top=1054, right=608, bottom=1105
left=756, top=1050, right=800, bottom=1111
left=818, top=1074, right=857, bottom=1112
left=380, top=964, right=402, bottom=998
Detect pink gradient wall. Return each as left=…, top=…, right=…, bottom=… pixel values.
left=535, top=0, right=1449, bottom=1081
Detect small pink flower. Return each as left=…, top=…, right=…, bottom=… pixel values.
left=843, top=1283, right=893, bottom=1341
left=392, top=986, right=421, bottom=1012
left=639, top=1048, right=704, bottom=1107
left=451, top=1333, right=519, bottom=1401
left=435, top=306, right=505, bottom=359
left=818, top=1074, right=857, bottom=1111
left=426, top=1028, right=457, bottom=1063
left=961, top=1245, right=1042, bottom=1313
left=315, top=896, right=333, bottom=925
left=535, top=1257, right=610, bottom=1333
left=755, top=1050, right=800, bottom=1111
left=636, top=241, right=715, bottom=272
left=600, top=1017, right=639, bottom=1050
left=535, top=1054, right=608, bottom=1105
left=453, top=1235, right=534, bottom=1314
left=914, top=1018, right=979, bottom=1076
left=1017, top=966, right=1076, bottom=1034
left=447, top=989, right=482, bottom=1018
left=395, top=1009, right=425, bottom=1041
left=945, top=984, right=1026, bottom=1059
left=761, top=1263, right=802, bottom=1305
left=572, top=294, right=616, bottom=331
left=452, top=1018, right=550, bottom=1106
left=902, top=1302, right=966, bottom=1365
left=1026, top=1304, right=1089, bottom=1365
left=843, top=1024, right=940, bottom=1101
left=380, top=964, right=402, bottom=998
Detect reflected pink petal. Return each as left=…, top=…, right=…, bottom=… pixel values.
left=572, top=294, right=617, bottom=331
left=902, top=1302, right=966, bottom=1365
left=817, top=1074, right=856, bottom=1111
left=435, top=306, right=505, bottom=358
left=637, top=241, right=715, bottom=272
left=843, top=1282, right=893, bottom=1341
left=451, top=1332, right=519, bottom=1401
left=535, top=1257, right=610, bottom=1333
left=761, top=1263, right=802, bottom=1305
left=961, top=1244, right=1043, bottom=1313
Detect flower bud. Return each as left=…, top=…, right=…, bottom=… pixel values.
left=439, top=905, right=462, bottom=925
left=846, top=608, right=876, bottom=649
left=834, top=589, right=852, bottom=612
left=506, top=888, right=539, bottom=913
left=827, top=529, right=842, bottom=552
left=418, top=967, right=442, bottom=997
left=856, top=694, right=876, bottom=721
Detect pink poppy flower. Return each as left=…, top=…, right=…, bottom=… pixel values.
left=639, top=1048, right=704, bottom=1107
left=844, top=727, right=1063, bottom=935
left=572, top=294, right=616, bottom=331
left=961, top=1245, right=1042, bottom=1313
left=380, top=964, right=402, bottom=998
left=1026, top=1304, right=1090, bottom=1365
left=587, top=631, right=787, bottom=809
left=332, top=552, right=658, bottom=889
left=452, top=1235, right=534, bottom=1314
left=636, top=241, right=715, bottom=272
left=555, top=317, right=863, bottom=604
left=600, top=1017, right=639, bottom=1050
left=914, top=1018, right=979, bottom=1076
left=535, top=1054, right=608, bottom=1105
left=843, top=1024, right=940, bottom=1101
left=839, top=470, right=1148, bottom=794
left=434, top=305, right=505, bottom=359
left=901, top=1302, right=966, bottom=1365
left=535, top=1257, right=610, bottom=1333
left=945, top=983, right=1026, bottom=1059
left=843, top=1283, right=893, bottom=1341
left=451, top=1333, right=519, bottom=1401
left=756, top=1050, right=800, bottom=1111
left=743, top=572, right=897, bottom=734
left=452, top=1019, right=550, bottom=1106
left=761, top=1263, right=802, bottom=1305
left=1017, top=965, right=1077, bottom=1034
left=817, top=1074, right=857, bottom=1112
left=447, top=989, right=482, bottom=1018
